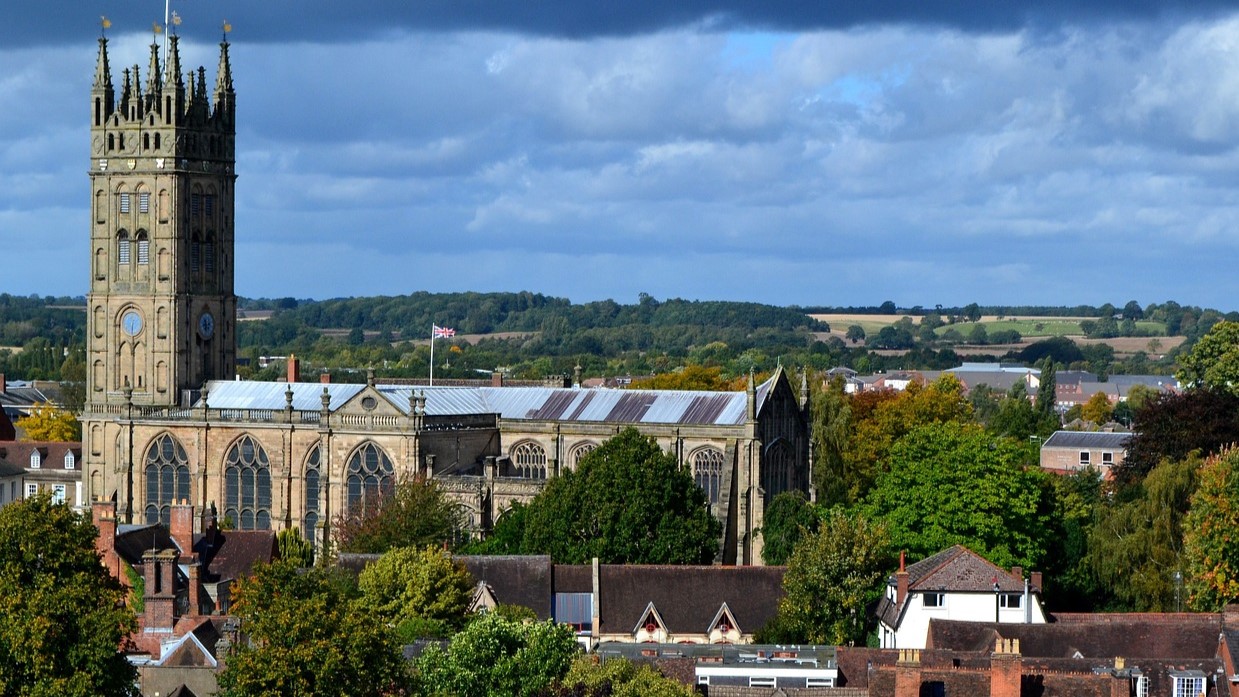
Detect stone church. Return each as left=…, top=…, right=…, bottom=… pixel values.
left=79, top=35, right=811, bottom=565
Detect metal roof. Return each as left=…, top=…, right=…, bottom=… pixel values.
left=198, top=373, right=782, bottom=427
left=1042, top=431, right=1131, bottom=450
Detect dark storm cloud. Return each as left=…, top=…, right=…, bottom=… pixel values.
left=10, top=1, right=1237, bottom=47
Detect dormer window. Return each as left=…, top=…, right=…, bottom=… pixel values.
left=29, top=451, right=41, bottom=469
left=64, top=452, right=75, bottom=470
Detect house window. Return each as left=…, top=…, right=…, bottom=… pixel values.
left=346, top=442, right=394, bottom=516
left=1102, top=451, right=1114, bottom=465
left=64, top=452, right=75, bottom=470
left=1172, top=676, right=1205, bottom=697
left=748, top=677, right=775, bottom=688
left=510, top=441, right=547, bottom=480
left=51, top=484, right=66, bottom=505
left=205, top=241, right=215, bottom=273
left=1078, top=451, right=1090, bottom=466
left=806, top=678, right=836, bottom=688
left=224, top=435, right=273, bottom=531
left=138, top=191, right=150, bottom=213
left=26, top=483, right=38, bottom=498
left=693, top=448, right=725, bottom=505
left=554, top=592, right=593, bottom=632
left=119, top=192, right=131, bottom=213
left=1132, top=675, right=1149, bottom=697
left=29, top=452, right=40, bottom=469
left=999, top=594, right=1022, bottom=609
left=923, top=593, right=945, bottom=608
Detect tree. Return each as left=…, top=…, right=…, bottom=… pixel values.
left=1117, top=388, right=1239, bottom=485
left=502, top=428, right=721, bottom=564
left=413, top=612, right=579, bottom=697
left=1177, top=320, right=1239, bottom=393
left=629, top=364, right=728, bottom=391
left=218, top=562, right=410, bottom=697
left=15, top=401, right=80, bottom=441
left=988, top=381, right=1040, bottom=440
left=845, top=325, right=866, bottom=343
left=811, top=379, right=852, bottom=506
left=1035, top=359, right=1057, bottom=424
left=963, top=303, right=982, bottom=322
left=356, top=546, right=474, bottom=641
left=550, top=655, right=695, bottom=697
left=1080, top=391, right=1114, bottom=425
left=333, top=474, right=464, bottom=554
left=276, top=527, right=314, bottom=567
left=760, top=491, right=819, bottom=565
left=1183, top=448, right=1239, bottom=610
left=1122, top=300, right=1144, bottom=321
left=766, top=509, right=892, bottom=646
left=0, top=494, right=137, bottom=696
left=1089, top=455, right=1199, bottom=611
left=862, top=422, right=1056, bottom=570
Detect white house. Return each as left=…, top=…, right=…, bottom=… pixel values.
left=876, top=545, right=1047, bottom=649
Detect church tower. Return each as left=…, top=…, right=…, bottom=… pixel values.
left=83, top=33, right=237, bottom=520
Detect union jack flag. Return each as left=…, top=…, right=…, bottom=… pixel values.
left=433, top=325, right=455, bottom=338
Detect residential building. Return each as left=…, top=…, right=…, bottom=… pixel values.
left=0, top=441, right=83, bottom=507
left=1040, top=430, right=1130, bottom=479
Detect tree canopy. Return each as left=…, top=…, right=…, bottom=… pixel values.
left=356, top=546, right=474, bottom=641
left=218, top=562, right=409, bottom=697
left=1118, top=388, right=1239, bottom=485
left=862, top=422, right=1055, bottom=570
left=1183, top=447, right=1239, bottom=611
left=1177, top=320, right=1239, bottom=393
left=0, top=495, right=137, bottom=696
left=333, top=474, right=464, bottom=554
left=15, top=402, right=80, bottom=442
left=494, top=427, right=721, bottom=564
left=760, top=490, right=819, bottom=566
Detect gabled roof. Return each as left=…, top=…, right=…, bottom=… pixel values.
left=927, top=615, right=1222, bottom=659
left=194, top=529, right=275, bottom=583
left=877, top=546, right=1036, bottom=630
left=597, top=565, right=784, bottom=635
left=0, top=441, right=82, bottom=470
left=458, top=555, right=554, bottom=619
left=1043, top=431, right=1131, bottom=450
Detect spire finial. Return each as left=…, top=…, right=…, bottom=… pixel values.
left=222, top=20, right=232, bottom=42
left=100, top=16, right=111, bottom=37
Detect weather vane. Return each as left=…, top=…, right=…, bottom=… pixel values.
left=222, top=20, right=232, bottom=42
left=100, top=16, right=111, bottom=38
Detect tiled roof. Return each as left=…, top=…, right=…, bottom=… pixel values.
left=1043, top=431, right=1131, bottom=450
left=908, top=545, right=1030, bottom=593
left=194, top=529, right=275, bottom=583
left=0, top=441, right=82, bottom=470
left=552, top=564, right=592, bottom=593
left=928, top=614, right=1222, bottom=658
left=597, top=565, right=783, bottom=635
left=458, top=555, right=554, bottom=619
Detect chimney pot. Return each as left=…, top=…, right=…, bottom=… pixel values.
left=320, top=371, right=331, bottom=384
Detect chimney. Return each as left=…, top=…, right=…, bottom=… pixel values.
left=92, top=498, right=119, bottom=578
left=894, top=649, right=922, bottom=697
left=1011, top=566, right=1022, bottom=580
left=187, top=561, right=202, bottom=616
left=896, top=550, right=909, bottom=605
left=491, top=371, right=504, bottom=387
left=1030, top=571, right=1043, bottom=591
left=990, top=638, right=1022, bottom=697
left=142, top=548, right=179, bottom=632
left=0, top=373, right=6, bottom=394
left=170, top=498, right=194, bottom=558
left=320, top=371, right=331, bottom=384
left=287, top=355, right=301, bottom=383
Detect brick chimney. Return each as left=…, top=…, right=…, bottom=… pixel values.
left=287, top=355, right=301, bottom=383
left=170, top=499, right=195, bottom=558
left=491, top=371, right=504, bottom=387
left=92, top=498, right=120, bottom=579
left=1011, top=566, right=1022, bottom=580
left=187, top=561, right=203, bottom=616
left=142, top=549, right=179, bottom=633
left=896, top=550, right=910, bottom=605
left=0, top=372, right=6, bottom=394
left=1030, top=571, right=1043, bottom=591
left=990, top=638, right=1022, bottom=697
left=894, top=649, right=922, bottom=697
left=320, top=371, right=331, bottom=384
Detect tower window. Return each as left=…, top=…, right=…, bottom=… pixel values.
left=119, top=192, right=131, bottom=214
left=139, top=192, right=150, bottom=213
left=191, top=240, right=201, bottom=272
left=205, top=241, right=215, bottom=273
left=205, top=195, right=215, bottom=217
left=137, top=233, right=150, bottom=265
left=190, top=193, right=201, bottom=216
left=118, top=233, right=131, bottom=265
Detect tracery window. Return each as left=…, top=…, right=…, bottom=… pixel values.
left=304, top=445, right=321, bottom=547
left=511, top=441, right=547, bottom=479
left=224, top=435, right=272, bottom=530
left=568, top=442, right=597, bottom=469
left=144, top=434, right=190, bottom=525
left=761, top=440, right=792, bottom=498
left=692, top=448, right=725, bottom=505
left=346, top=442, right=394, bottom=516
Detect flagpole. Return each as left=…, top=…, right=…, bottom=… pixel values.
left=429, top=324, right=435, bottom=387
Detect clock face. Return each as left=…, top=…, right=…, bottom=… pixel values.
left=198, top=312, right=215, bottom=340
left=121, top=310, right=143, bottom=336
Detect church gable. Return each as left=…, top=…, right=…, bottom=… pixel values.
left=335, top=384, right=406, bottom=419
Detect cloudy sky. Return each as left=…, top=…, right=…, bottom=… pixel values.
left=4, top=2, right=1239, bottom=309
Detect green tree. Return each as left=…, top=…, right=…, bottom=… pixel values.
left=629, top=364, right=729, bottom=391
left=862, top=422, right=1055, bottom=569
left=811, top=379, right=852, bottom=505
left=0, top=495, right=138, bottom=696
left=413, top=612, right=579, bottom=697
left=1177, top=320, right=1239, bottom=392
left=760, top=490, right=819, bottom=565
left=1080, top=392, right=1114, bottom=425
left=505, top=428, right=720, bottom=564
left=1045, top=468, right=1105, bottom=611
left=1183, top=448, right=1239, bottom=610
left=1088, top=455, right=1199, bottom=611
left=15, top=401, right=80, bottom=441
left=988, top=381, right=1039, bottom=440
left=218, top=562, right=409, bottom=697
left=767, top=509, right=892, bottom=646
left=333, top=474, right=464, bottom=554
left=59, top=349, right=87, bottom=415
left=276, top=527, right=314, bottom=568
left=550, top=655, right=695, bottom=697
left=357, top=546, right=474, bottom=641
left=1118, top=388, right=1239, bottom=485
left=845, top=325, right=866, bottom=343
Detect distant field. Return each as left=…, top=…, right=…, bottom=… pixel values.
left=0, top=345, right=22, bottom=354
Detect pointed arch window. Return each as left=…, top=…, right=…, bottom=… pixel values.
left=224, top=435, right=272, bottom=530
left=190, top=235, right=201, bottom=272
left=761, top=440, right=792, bottom=498
left=119, top=191, right=131, bottom=214
left=144, top=434, right=190, bottom=525
left=304, top=445, right=322, bottom=547
left=136, top=231, right=150, bottom=265
left=692, top=448, right=725, bottom=505
left=568, top=442, right=597, bottom=469
left=138, top=191, right=150, bottom=213
left=117, top=231, right=131, bottom=265
left=511, top=441, right=547, bottom=479
left=346, top=442, right=394, bottom=516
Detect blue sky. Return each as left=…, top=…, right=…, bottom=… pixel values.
left=4, top=2, right=1239, bottom=310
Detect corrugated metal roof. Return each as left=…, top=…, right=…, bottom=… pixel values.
left=201, top=381, right=364, bottom=411
left=377, top=386, right=490, bottom=416
left=1043, top=431, right=1131, bottom=449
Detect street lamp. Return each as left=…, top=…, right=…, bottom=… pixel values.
left=993, top=578, right=1001, bottom=623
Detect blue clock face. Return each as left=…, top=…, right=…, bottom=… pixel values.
left=199, top=312, right=215, bottom=339
left=121, top=310, right=143, bottom=336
